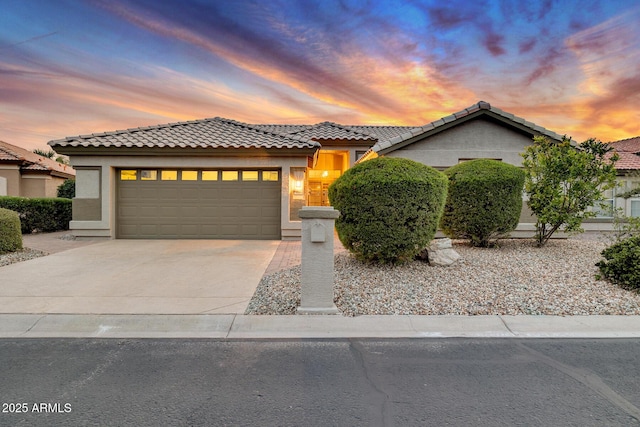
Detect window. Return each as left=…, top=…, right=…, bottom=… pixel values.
left=161, top=170, right=178, bottom=181
left=181, top=170, right=198, bottom=181
left=242, top=171, right=259, bottom=181
left=631, top=200, right=640, bottom=218
left=202, top=171, right=218, bottom=181
left=120, top=170, right=137, bottom=180
left=593, top=188, right=615, bottom=218
left=221, top=171, right=238, bottom=181
left=140, top=170, right=157, bottom=180
left=262, top=171, right=279, bottom=181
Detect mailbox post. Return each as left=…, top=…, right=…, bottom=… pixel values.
left=297, top=206, right=340, bottom=314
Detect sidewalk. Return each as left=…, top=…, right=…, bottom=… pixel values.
left=5, top=232, right=640, bottom=339
left=2, top=314, right=640, bottom=339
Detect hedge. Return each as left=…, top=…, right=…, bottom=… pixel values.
left=328, top=157, right=448, bottom=264
left=440, top=159, right=525, bottom=247
left=0, top=196, right=72, bottom=234
left=0, top=208, right=22, bottom=253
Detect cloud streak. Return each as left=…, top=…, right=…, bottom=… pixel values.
left=0, top=0, right=639, bottom=150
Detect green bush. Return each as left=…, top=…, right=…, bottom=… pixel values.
left=440, top=159, right=525, bottom=247
left=328, top=157, right=448, bottom=264
left=57, top=179, right=76, bottom=199
left=0, top=196, right=72, bottom=234
left=0, top=208, right=22, bottom=253
left=596, top=236, right=640, bottom=290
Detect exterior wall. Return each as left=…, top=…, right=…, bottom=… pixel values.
left=68, top=155, right=310, bottom=239
left=385, top=118, right=533, bottom=168
left=0, top=166, right=21, bottom=196
left=20, top=174, right=66, bottom=198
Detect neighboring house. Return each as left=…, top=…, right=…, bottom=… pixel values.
left=0, top=140, right=75, bottom=198
left=603, top=136, right=640, bottom=220
left=50, top=100, right=602, bottom=240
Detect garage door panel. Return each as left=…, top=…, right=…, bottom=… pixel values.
left=117, top=169, right=281, bottom=239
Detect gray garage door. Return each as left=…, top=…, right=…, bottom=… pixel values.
left=117, top=169, right=281, bottom=239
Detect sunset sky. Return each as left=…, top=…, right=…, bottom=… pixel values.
left=2, top=0, right=639, bottom=151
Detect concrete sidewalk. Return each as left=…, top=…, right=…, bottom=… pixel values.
left=2, top=314, right=640, bottom=339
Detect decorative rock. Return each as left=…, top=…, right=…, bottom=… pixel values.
left=427, top=238, right=460, bottom=266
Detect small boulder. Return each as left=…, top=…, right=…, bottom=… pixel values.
left=425, top=238, right=460, bottom=266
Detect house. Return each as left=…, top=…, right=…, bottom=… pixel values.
left=604, top=136, right=640, bottom=219
left=0, top=140, right=75, bottom=198
left=49, top=101, right=579, bottom=240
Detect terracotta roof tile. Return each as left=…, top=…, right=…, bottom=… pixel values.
left=0, top=140, right=75, bottom=177
left=608, top=136, right=640, bottom=153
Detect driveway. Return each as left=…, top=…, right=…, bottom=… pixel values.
left=0, top=240, right=279, bottom=314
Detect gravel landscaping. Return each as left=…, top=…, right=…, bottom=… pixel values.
left=246, top=239, right=640, bottom=316
left=0, top=248, right=47, bottom=267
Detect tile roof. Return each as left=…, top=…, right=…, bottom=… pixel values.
left=608, top=136, right=640, bottom=153
left=284, top=122, right=377, bottom=141
left=370, top=101, right=566, bottom=154
left=251, top=123, right=416, bottom=142
left=0, top=140, right=75, bottom=177
left=49, top=117, right=320, bottom=150
left=607, top=136, right=640, bottom=170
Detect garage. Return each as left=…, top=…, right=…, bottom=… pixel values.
left=117, top=168, right=281, bottom=239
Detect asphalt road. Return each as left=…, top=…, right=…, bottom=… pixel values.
left=1, top=339, right=639, bottom=426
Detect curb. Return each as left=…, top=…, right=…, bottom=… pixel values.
left=2, top=314, right=640, bottom=339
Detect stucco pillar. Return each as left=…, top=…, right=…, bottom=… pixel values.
left=297, top=206, right=340, bottom=315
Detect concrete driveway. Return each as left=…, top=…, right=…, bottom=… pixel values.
left=0, top=240, right=279, bottom=314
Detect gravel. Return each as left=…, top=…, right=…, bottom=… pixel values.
left=0, top=248, right=48, bottom=267
left=245, top=239, right=640, bottom=316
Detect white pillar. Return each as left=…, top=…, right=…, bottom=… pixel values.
left=297, top=206, right=340, bottom=315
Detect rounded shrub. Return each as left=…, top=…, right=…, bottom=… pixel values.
left=596, top=236, right=640, bottom=290
left=328, top=157, right=448, bottom=265
left=0, top=208, right=23, bottom=253
left=440, top=159, right=525, bottom=247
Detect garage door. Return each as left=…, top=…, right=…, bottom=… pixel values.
left=117, top=169, right=281, bottom=239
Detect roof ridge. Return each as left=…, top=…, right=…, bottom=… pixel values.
left=215, top=117, right=314, bottom=143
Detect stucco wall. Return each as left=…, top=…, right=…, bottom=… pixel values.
left=0, top=166, right=21, bottom=196
left=68, top=155, right=310, bottom=239
left=386, top=117, right=534, bottom=168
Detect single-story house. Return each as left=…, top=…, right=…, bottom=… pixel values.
left=0, top=140, right=75, bottom=198
left=603, top=136, right=640, bottom=219
left=49, top=100, right=624, bottom=240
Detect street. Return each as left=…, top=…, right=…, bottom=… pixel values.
left=1, top=338, right=640, bottom=426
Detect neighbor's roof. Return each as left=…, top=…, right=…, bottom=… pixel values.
left=370, top=101, right=566, bottom=155
left=49, top=117, right=321, bottom=150
left=0, top=140, right=75, bottom=177
left=608, top=136, right=640, bottom=170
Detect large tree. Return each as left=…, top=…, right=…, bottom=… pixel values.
left=522, top=136, right=618, bottom=247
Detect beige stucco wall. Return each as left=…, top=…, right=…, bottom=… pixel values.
left=385, top=118, right=534, bottom=168
left=68, top=154, right=310, bottom=239
left=0, top=166, right=21, bottom=196
left=20, top=174, right=66, bottom=198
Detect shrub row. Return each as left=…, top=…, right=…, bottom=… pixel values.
left=0, top=208, right=22, bottom=253
left=0, top=196, right=71, bottom=234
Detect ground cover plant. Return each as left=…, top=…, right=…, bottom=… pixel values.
left=596, top=236, right=640, bottom=290
left=440, top=159, right=524, bottom=247
left=328, top=157, right=447, bottom=264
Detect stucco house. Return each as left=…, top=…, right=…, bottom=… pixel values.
left=0, top=140, right=75, bottom=198
left=604, top=136, right=640, bottom=220
left=50, top=100, right=609, bottom=240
